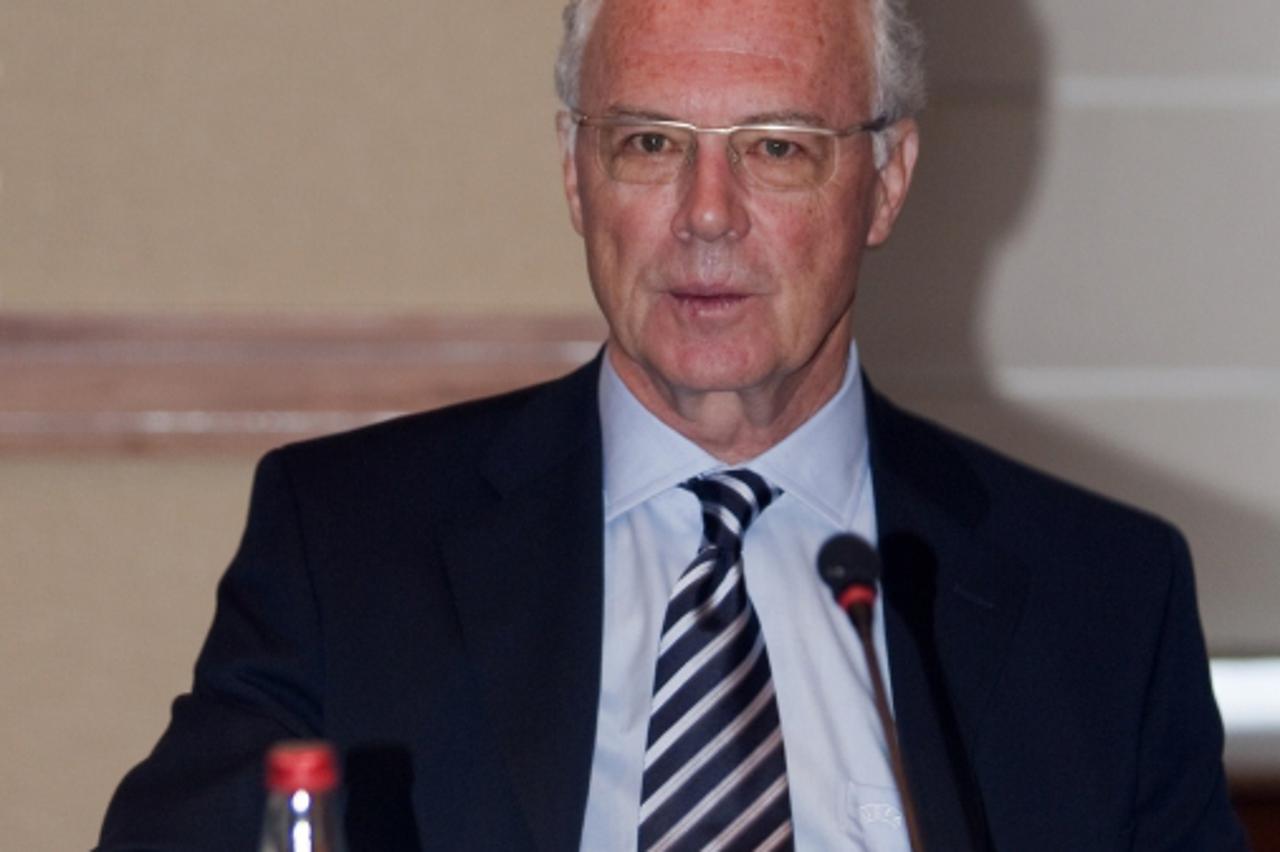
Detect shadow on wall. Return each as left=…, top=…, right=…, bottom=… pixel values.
left=855, top=0, right=1280, bottom=655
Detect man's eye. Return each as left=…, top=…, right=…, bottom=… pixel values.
left=626, top=132, right=674, bottom=155
left=760, top=138, right=801, bottom=159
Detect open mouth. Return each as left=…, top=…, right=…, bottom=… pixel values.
left=670, top=291, right=751, bottom=312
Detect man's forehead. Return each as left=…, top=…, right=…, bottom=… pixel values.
left=583, top=0, right=874, bottom=116
left=608, top=0, right=857, bottom=47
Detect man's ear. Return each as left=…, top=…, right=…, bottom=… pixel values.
left=557, top=111, right=585, bottom=236
left=866, top=118, right=919, bottom=247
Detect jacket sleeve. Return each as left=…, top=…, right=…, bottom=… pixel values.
left=97, top=449, right=325, bottom=851
left=1130, top=527, right=1247, bottom=851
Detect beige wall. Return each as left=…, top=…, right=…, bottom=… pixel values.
left=0, top=0, right=588, bottom=313
left=1, top=458, right=253, bottom=847
left=1, top=1, right=1277, bottom=849
left=856, top=0, right=1280, bottom=652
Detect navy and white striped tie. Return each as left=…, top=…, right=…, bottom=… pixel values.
left=638, top=469, right=794, bottom=852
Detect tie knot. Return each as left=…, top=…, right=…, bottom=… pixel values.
left=681, top=468, right=782, bottom=557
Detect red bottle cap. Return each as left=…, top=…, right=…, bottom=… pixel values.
left=264, top=740, right=339, bottom=793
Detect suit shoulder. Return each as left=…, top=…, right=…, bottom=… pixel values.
left=281, top=383, right=538, bottom=465
left=262, top=359, right=599, bottom=498
left=869, top=388, right=1185, bottom=564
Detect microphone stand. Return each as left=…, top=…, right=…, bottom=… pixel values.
left=846, top=602, right=925, bottom=852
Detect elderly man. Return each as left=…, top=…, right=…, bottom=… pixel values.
left=99, top=0, right=1243, bottom=849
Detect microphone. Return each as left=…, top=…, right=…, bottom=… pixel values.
left=818, top=534, right=926, bottom=852
left=818, top=533, right=880, bottom=629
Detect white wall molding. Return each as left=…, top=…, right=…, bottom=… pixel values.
left=877, top=366, right=1280, bottom=401
left=1054, top=74, right=1280, bottom=110
left=1212, top=658, right=1280, bottom=781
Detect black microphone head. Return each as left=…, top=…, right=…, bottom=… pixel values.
left=817, top=533, right=881, bottom=595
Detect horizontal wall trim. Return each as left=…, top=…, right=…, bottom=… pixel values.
left=935, top=75, right=1280, bottom=111
left=878, top=366, right=1280, bottom=402
left=1213, top=657, right=1280, bottom=783
left=1055, top=74, right=1280, bottom=110
left=1, top=311, right=605, bottom=454
left=0, top=410, right=408, bottom=437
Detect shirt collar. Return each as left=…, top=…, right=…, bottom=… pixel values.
left=598, top=343, right=870, bottom=528
left=599, top=353, right=719, bottom=521
left=750, top=344, right=869, bottom=529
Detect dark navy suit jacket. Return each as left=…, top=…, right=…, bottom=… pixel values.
left=98, top=358, right=1244, bottom=850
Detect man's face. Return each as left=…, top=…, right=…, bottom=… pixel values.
left=562, top=0, right=917, bottom=413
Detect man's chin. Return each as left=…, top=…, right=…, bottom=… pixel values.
left=647, top=358, right=773, bottom=402
left=608, top=334, right=780, bottom=394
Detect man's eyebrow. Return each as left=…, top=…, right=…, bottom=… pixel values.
left=600, top=105, right=830, bottom=127
left=739, top=110, right=828, bottom=127
left=602, top=105, right=681, bottom=122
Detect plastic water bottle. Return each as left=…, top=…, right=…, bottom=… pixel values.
left=259, top=740, right=348, bottom=852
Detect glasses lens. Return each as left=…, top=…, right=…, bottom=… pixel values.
left=594, top=123, right=693, bottom=185
left=731, top=128, right=834, bottom=189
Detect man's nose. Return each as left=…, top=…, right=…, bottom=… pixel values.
left=670, top=140, right=751, bottom=244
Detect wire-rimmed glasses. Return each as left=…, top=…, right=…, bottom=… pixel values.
left=571, top=111, right=888, bottom=191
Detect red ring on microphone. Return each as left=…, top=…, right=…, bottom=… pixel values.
left=837, top=585, right=876, bottom=612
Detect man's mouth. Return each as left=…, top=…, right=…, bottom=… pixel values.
left=668, top=283, right=753, bottom=311
left=667, top=291, right=754, bottom=321
left=672, top=292, right=750, bottom=307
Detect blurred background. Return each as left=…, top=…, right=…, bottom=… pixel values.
left=1, top=1, right=1276, bottom=848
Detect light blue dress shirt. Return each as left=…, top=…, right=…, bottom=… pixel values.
left=580, top=345, right=911, bottom=851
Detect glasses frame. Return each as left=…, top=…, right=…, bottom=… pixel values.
left=570, top=110, right=890, bottom=190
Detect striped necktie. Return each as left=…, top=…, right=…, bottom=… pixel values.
left=638, top=468, right=794, bottom=851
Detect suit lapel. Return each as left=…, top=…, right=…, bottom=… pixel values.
left=865, top=378, right=1029, bottom=851
left=440, top=360, right=605, bottom=852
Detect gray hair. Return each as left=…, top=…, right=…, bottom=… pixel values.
left=553, top=0, right=925, bottom=167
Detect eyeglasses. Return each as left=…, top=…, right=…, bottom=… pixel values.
left=572, top=111, right=888, bottom=191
